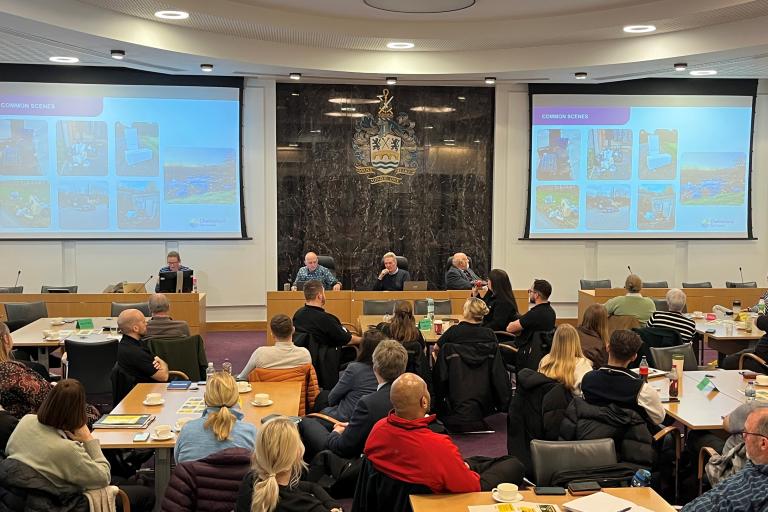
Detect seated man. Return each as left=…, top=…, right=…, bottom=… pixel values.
left=300, top=339, right=408, bottom=460
left=155, top=250, right=192, bottom=292
left=604, top=274, right=656, bottom=326
left=365, top=373, right=524, bottom=492
left=146, top=293, right=190, bottom=339
left=294, top=252, right=341, bottom=291
left=236, top=314, right=311, bottom=379
left=373, top=252, right=411, bottom=291
left=505, top=279, right=556, bottom=342
left=116, top=309, right=169, bottom=384
left=646, top=288, right=696, bottom=342
left=722, top=315, right=768, bottom=370
left=445, top=253, right=481, bottom=290
left=682, top=408, right=768, bottom=511
left=581, top=329, right=665, bottom=425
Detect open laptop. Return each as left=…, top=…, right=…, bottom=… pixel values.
left=403, top=281, right=428, bottom=291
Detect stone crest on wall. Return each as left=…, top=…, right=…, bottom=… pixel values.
left=353, top=89, right=419, bottom=185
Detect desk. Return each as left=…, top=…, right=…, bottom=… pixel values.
left=410, top=488, right=675, bottom=511
left=578, top=288, right=767, bottom=322
left=94, top=381, right=301, bottom=512
left=683, top=369, right=753, bottom=401
left=0, top=293, right=206, bottom=335
left=357, top=314, right=464, bottom=343
left=694, top=318, right=763, bottom=356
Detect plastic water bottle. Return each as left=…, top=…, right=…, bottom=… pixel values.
left=639, top=356, right=650, bottom=383
left=192, top=276, right=198, bottom=293
left=427, top=298, right=435, bottom=321
left=758, top=299, right=765, bottom=316
left=222, top=358, right=232, bottom=375
left=746, top=380, right=756, bottom=401
left=631, top=469, right=651, bottom=487
left=206, top=362, right=215, bottom=383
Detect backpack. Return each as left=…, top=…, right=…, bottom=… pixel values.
left=550, top=463, right=640, bottom=488
left=305, top=450, right=364, bottom=498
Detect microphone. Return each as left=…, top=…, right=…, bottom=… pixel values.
left=627, top=265, right=632, bottom=275
left=740, top=266, right=744, bottom=284
left=142, top=275, right=154, bottom=287
left=13, top=269, right=21, bottom=287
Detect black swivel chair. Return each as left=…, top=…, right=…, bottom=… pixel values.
left=579, top=279, right=612, bottom=290
left=111, top=302, right=151, bottom=317
left=0, top=287, right=23, bottom=293
left=65, top=338, right=118, bottom=410
left=317, top=255, right=336, bottom=273
left=530, top=439, right=619, bottom=486
left=4, top=301, right=48, bottom=331
left=41, top=285, right=78, bottom=293
left=413, top=299, right=452, bottom=315
left=682, top=281, right=712, bottom=288
left=643, top=281, right=668, bottom=289
left=726, top=281, right=758, bottom=288
left=363, top=299, right=396, bottom=315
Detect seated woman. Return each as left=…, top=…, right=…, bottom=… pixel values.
left=175, top=372, right=257, bottom=463
left=436, top=298, right=496, bottom=349
left=236, top=417, right=341, bottom=512
left=538, top=324, right=593, bottom=397
left=381, top=301, right=428, bottom=378
left=577, top=304, right=609, bottom=369
left=475, top=269, right=520, bottom=332
left=603, top=274, right=656, bottom=326
left=320, top=329, right=384, bottom=422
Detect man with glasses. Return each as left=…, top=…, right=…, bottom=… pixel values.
left=155, top=250, right=191, bottom=292
left=682, top=408, right=768, bottom=511
left=505, top=279, right=556, bottom=342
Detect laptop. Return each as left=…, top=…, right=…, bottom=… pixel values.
left=403, top=281, right=428, bottom=291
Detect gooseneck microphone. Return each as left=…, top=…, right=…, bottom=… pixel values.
left=627, top=265, right=632, bottom=275
left=13, top=269, right=21, bottom=287
left=740, top=266, right=744, bottom=284
left=142, top=275, right=154, bottom=287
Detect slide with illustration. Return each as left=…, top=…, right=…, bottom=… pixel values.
left=528, top=94, right=753, bottom=239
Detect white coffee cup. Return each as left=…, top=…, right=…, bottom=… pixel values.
left=253, top=393, right=270, bottom=405
left=693, top=311, right=703, bottom=317
left=145, top=392, right=162, bottom=404
left=42, top=329, right=54, bottom=338
left=756, top=375, right=768, bottom=386
left=153, top=424, right=172, bottom=438
left=492, top=482, right=518, bottom=500
left=237, top=381, right=251, bottom=392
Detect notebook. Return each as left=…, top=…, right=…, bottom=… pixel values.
left=563, top=491, right=652, bottom=512
left=167, top=380, right=192, bottom=390
left=93, top=414, right=155, bottom=429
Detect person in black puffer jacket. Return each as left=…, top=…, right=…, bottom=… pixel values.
left=0, top=458, right=88, bottom=512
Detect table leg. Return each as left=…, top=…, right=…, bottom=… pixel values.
left=37, top=347, right=49, bottom=369
left=154, top=447, right=171, bottom=512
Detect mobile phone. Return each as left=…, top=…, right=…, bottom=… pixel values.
left=534, top=486, right=566, bottom=495
left=133, top=432, right=150, bottom=442
left=568, top=481, right=601, bottom=496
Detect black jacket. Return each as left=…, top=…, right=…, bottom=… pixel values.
left=351, top=456, right=431, bottom=512
left=326, top=382, right=392, bottom=458
left=481, top=292, right=520, bottom=332
left=433, top=341, right=509, bottom=433
left=293, top=305, right=353, bottom=389
left=559, top=397, right=655, bottom=468
left=507, top=369, right=572, bottom=474
left=0, top=458, right=88, bottom=512
left=0, top=411, right=18, bottom=453
left=236, top=474, right=339, bottom=512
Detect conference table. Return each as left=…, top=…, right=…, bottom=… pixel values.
left=93, top=381, right=301, bottom=512
left=693, top=317, right=763, bottom=357
left=357, top=314, right=464, bottom=343
left=410, top=487, right=675, bottom=511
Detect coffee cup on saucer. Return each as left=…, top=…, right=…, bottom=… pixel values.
left=237, top=381, right=252, bottom=393
left=153, top=425, right=172, bottom=438
left=756, top=375, right=768, bottom=386
left=42, top=329, right=54, bottom=338
left=252, top=393, right=270, bottom=405
left=145, top=392, right=163, bottom=404
left=492, top=483, right=519, bottom=501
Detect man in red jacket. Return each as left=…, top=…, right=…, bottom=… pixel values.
left=364, top=373, right=524, bottom=493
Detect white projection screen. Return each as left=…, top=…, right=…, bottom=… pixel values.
left=526, top=93, right=754, bottom=239
left=0, top=81, right=243, bottom=239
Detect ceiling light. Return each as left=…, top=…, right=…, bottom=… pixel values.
left=291, top=93, right=300, bottom=97
left=443, top=139, right=456, bottom=143
left=200, top=63, right=214, bottom=72
left=484, top=77, right=496, bottom=85
left=574, top=72, right=588, bottom=80
left=289, top=73, right=301, bottom=80
left=425, top=125, right=434, bottom=130
left=328, top=97, right=379, bottom=105
left=474, top=140, right=481, bottom=143
left=387, top=42, right=414, bottom=49
left=288, top=143, right=299, bottom=147
left=458, top=96, right=466, bottom=101
left=386, top=77, right=397, bottom=85
left=48, top=56, right=79, bottom=63
left=309, top=129, right=322, bottom=133
left=110, top=50, right=125, bottom=60
left=674, top=62, right=687, bottom=72
left=690, top=70, right=717, bottom=76
left=154, top=10, right=189, bottom=19
left=623, top=25, right=656, bottom=33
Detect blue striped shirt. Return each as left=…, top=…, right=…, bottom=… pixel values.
left=681, top=461, right=768, bottom=511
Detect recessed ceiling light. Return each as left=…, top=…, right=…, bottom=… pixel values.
left=484, top=77, right=496, bottom=85
left=386, top=77, right=397, bottom=85
left=200, top=63, right=214, bottom=72
left=575, top=72, right=588, bottom=80
left=49, top=56, right=79, bottom=63
left=674, top=62, right=687, bottom=72
left=387, top=42, right=414, bottom=49
left=623, top=25, right=656, bottom=33
left=110, top=50, right=125, bottom=60
left=289, top=73, right=301, bottom=80
left=154, top=10, right=189, bottom=19
left=690, top=70, right=717, bottom=76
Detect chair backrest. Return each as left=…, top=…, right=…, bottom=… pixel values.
left=111, top=363, right=137, bottom=405
left=413, top=299, right=452, bottom=315
left=0, top=286, right=22, bottom=293
left=632, top=327, right=681, bottom=367
left=363, top=299, right=396, bottom=315
left=649, top=343, right=697, bottom=372
left=381, top=255, right=409, bottom=272
left=643, top=281, right=668, bottom=289
left=247, top=364, right=319, bottom=415
left=682, top=281, right=712, bottom=288
left=580, top=279, right=612, bottom=290
left=606, top=315, right=640, bottom=340
left=147, top=335, right=208, bottom=382
left=726, top=281, right=758, bottom=288
left=352, top=456, right=432, bottom=512
left=317, top=255, right=335, bottom=272
left=4, top=301, right=48, bottom=331
left=651, top=298, right=669, bottom=312
left=111, top=302, right=151, bottom=317
left=65, top=339, right=118, bottom=396
left=41, top=285, right=78, bottom=293
left=739, top=352, right=768, bottom=373
left=530, top=438, right=618, bottom=486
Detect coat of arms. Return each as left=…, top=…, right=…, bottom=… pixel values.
left=353, top=89, right=419, bottom=185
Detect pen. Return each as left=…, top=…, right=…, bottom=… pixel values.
left=522, top=477, right=536, bottom=488
left=616, top=508, right=632, bottom=512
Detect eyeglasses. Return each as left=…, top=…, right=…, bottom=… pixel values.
left=741, top=431, right=768, bottom=440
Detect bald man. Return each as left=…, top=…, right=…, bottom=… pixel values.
left=364, top=373, right=524, bottom=493
left=116, top=309, right=169, bottom=385
left=294, top=251, right=341, bottom=291
left=445, top=252, right=481, bottom=290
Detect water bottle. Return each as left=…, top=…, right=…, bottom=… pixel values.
left=758, top=299, right=765, bottom=316
left=639, top=356, right=650, bottom=383
left=746, top=380, right=756, bottom=401
left=205, top=362, right=215, bottom=383
left=631, top=469, right=651, bottom=487
left=192, top=276, right=198, bottom=293
left=222, top=358, right=232, bottom=375
left=427, top=298, right=435, bottom=321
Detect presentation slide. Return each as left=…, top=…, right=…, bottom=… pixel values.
left=528, top=94, right=753, bottom=239
left=0, top=82, right=241, bottom=239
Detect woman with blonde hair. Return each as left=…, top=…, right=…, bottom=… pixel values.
left=538, top=324, right=593, bottom=397
left=436, top=297, right=496, bottom=348
left=577, top=303, right=609, bottom=369
left=235, top=418, right=341, bottom=512
left=175, top=371, right=257, bottom=463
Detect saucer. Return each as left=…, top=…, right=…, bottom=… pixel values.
left=238, top=385, right=252, bottom=393
left=143, top=399, right=165, bottom=406
left=45, top=336, right=61, bottom=341
left=251, top=399, right=273, bottom=407
left=491, top=491, right=523, bottom=503
left=50, top=321, right=66, bottom=326
left=150, top=432, right=174, bottom=441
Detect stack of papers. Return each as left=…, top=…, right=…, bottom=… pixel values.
left=563, top=492, right=652, bottom=512
left=468, top=504, right=560, bottom=512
